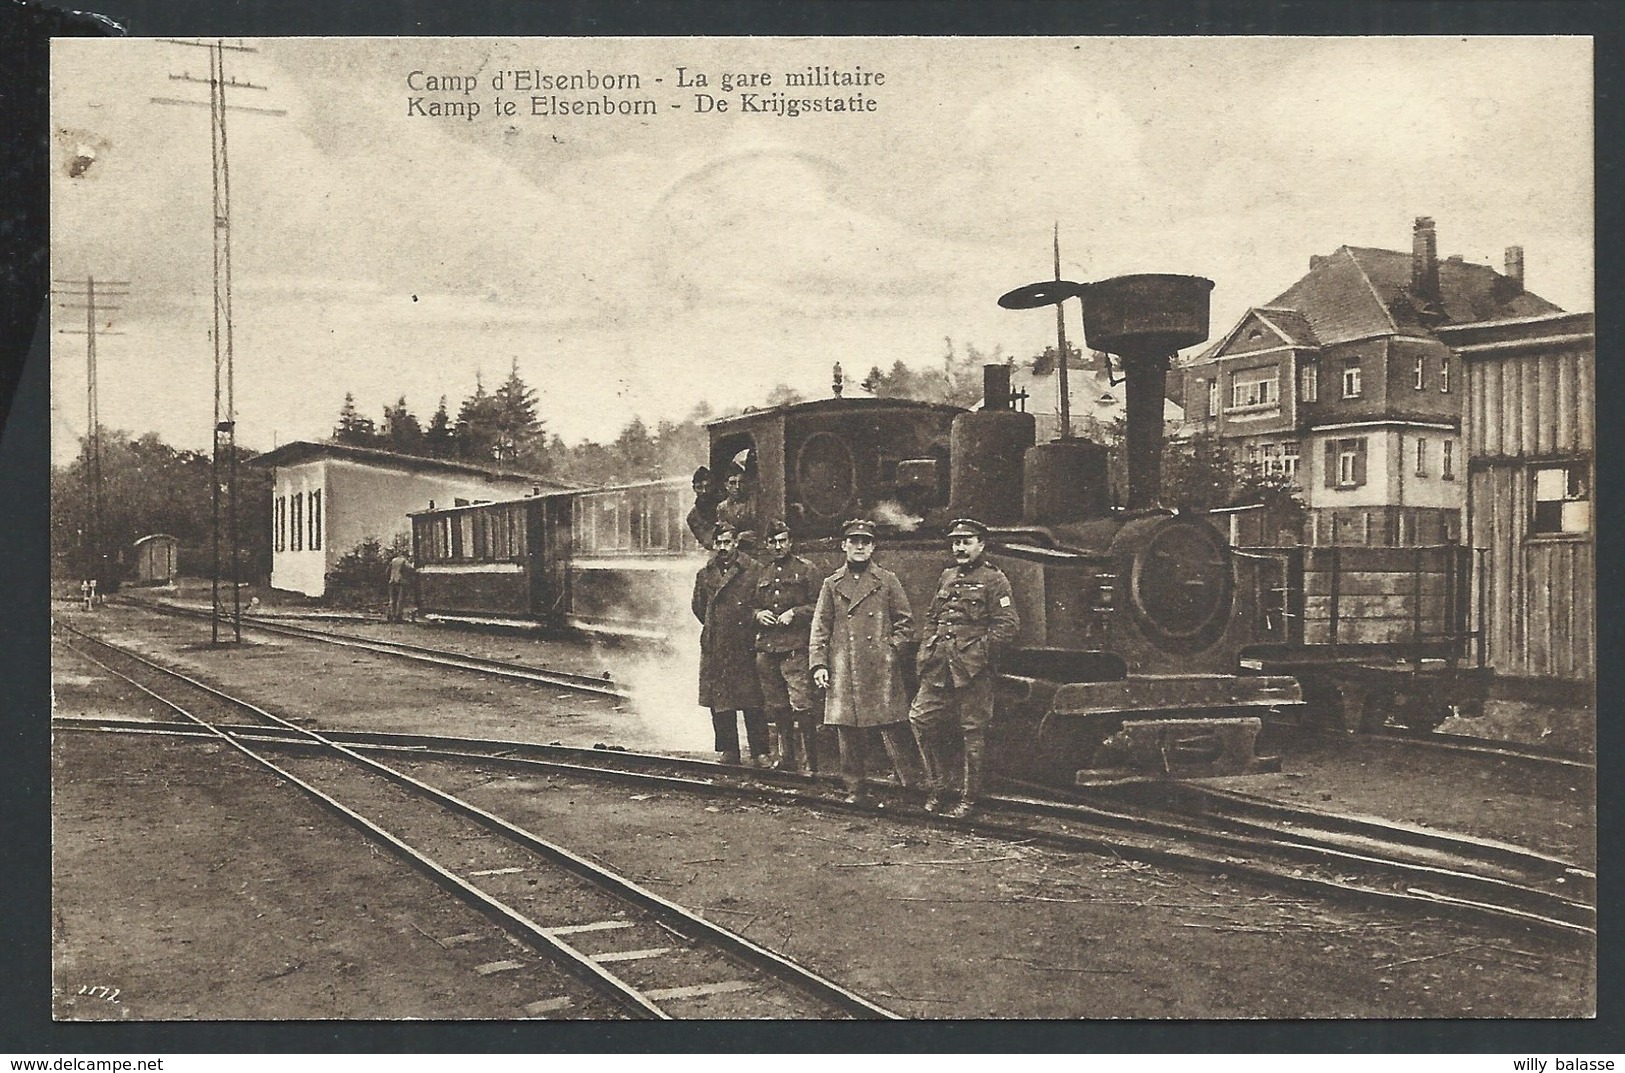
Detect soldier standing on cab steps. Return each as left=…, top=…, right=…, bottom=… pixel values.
left=909, top=517, right=1020, bottom=818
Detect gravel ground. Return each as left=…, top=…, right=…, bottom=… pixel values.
left=50, top=600, right=1597, bottom=1021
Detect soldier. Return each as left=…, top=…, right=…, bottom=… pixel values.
left=809, top=518, right=919, bottom=805
left=751, top=520, right=822, bottom=772
left=685, top=466, right=723, bottom=549
left=692, top=521, right=770, bottom=765
left=715, top=466, right=760, bottom=554
left=909, top=517, right=1020, bottom=817
left=387, top=550, right=415, bottom=623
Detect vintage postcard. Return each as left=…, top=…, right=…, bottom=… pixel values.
left=48, top=35, right=1594, bottom=1023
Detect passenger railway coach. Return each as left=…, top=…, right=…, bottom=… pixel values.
left=412, top=476, right=701, bottom=638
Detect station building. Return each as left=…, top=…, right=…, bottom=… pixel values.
left=252, top=441, right=570, bottom=598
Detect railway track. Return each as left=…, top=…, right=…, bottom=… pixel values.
left=57, top=622, right=1593, bottom=945
left=53, top=623, right=896, bottom=1020
left=119, top=597, right=630, bottom=699
left=123, top=597, right=1593, bottom=774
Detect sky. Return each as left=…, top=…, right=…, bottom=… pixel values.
left=49, top=35, right=1593, bottom=467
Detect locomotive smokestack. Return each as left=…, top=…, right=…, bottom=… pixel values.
left=1122, top=356, right=1170, bottom=512
left=1077, top=274, right=1215, bottom=513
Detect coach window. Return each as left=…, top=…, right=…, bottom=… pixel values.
left=1532, top=463, right=1590, bottom=535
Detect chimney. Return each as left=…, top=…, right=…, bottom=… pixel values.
left=1504, top=245, right=1525, bottom=291
left=1412, top=216, right=1440, bottom=303
left=1309, top=254, right=1328, bottom=272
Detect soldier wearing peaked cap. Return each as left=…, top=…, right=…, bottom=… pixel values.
left=693, top=520, right=769, bottom=766
left=909, top=517, right=1020, bottom=818
left=751, top=519, right=822, bottom=773
left=808, top=518, right=921, bottom=804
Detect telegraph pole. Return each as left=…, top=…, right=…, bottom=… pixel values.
left=55, top=276, right=131, bottom=600
left=155, top=39, right=283, bottom=644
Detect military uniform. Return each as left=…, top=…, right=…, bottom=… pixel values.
left=693, top=546, right=769, bottom=764
left=910, top=522, right=1020, bottom=811
left=715, top=494, right=760, bottom=551
left=752, top=548, right=821, bottom=771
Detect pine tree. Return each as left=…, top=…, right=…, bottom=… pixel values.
left=382, top=397, right=424, bottom=454
left=454, top=375, right=502, bottom=462
left=492, top=359, right=544, bottom=463
left=424, top=396, right=454, bottom=458
left=334, top=392, right=377, bottom=446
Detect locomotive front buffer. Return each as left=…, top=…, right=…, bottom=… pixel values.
left=1041, top=675, right=1305, bottom=784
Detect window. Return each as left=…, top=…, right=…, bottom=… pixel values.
left=1440, top=358, right=1451, bottom=393
left=1415, top=439, right=1428, bottom=477
left=1532, top=464, right=1590, bottom=535
left=1324, top=438, right=1367, bottom=489
left=1206, top=378, right=1219, bottom=419
left=1258, top=442, right=1299, bottom=479
left=1230, top=373, right=1278, bottom=409
left=309, top=490, right=322, bottom=550
left=1443, top=439, right=1455, bottom=480
left=275, top=496, right=286, bottom=552
left=1300, top=364, right=1318, bottom=403
left=1342, top=362, right=1362, bottom=398
left=1414, top=356, right=1426, bottom=390
left=291, top=493, right=304, bottom=551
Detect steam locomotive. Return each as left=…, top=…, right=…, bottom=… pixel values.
left=411, top=273, right=1484, bottom=784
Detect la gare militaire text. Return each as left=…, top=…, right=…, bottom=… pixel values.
left=404, top=65, right=886, bottom=121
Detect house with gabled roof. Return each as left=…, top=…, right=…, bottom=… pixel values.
left=1178, top=217, right=1563, bottom=545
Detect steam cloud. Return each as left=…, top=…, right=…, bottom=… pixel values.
left=870, top=499, right=924, bottom=533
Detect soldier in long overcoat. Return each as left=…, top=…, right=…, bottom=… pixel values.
left=808, top=518, right=921, bottom=803
left=692, top=522, right=769, bottom=764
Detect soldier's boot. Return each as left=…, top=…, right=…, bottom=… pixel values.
left=947, top=733, right=985, bottom=819
left=882, top=727, right=921, bottom=789
left=800, top=722, right=820, bottom=775
left=913, top=724, right=948, bottom=812
left=773, top=714, right=798, bottom=771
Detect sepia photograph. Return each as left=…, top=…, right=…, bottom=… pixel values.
left=46, top=33, right=1594, bottom=1023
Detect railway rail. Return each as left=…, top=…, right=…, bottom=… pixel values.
left=115, top=596, right=1591, bottom=772
left=57, top=622, right=1593, bottom=945
left=118, top=597, right=630, bottom=699
left=53, top=623, right=896, bottom=1020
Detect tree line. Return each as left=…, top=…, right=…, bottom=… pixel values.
left=50, top=340, right=1304, bottom=587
